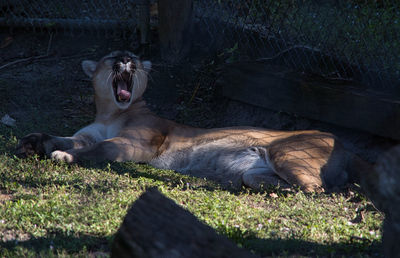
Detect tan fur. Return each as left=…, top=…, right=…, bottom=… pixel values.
left=16, top=51, right=371, bottom=192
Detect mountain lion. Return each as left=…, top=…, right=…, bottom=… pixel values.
left=16, top=51, right=371, bottom=192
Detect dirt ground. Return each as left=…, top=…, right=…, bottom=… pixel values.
left=0, top=29, right=397, bottom=164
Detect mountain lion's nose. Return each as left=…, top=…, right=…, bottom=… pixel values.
left=122, top=57, right=131, bottom=64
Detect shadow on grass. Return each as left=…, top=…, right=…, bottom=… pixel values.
left=103, top=162, right=305, bottom=197
left=252, top=239, right=381, bottom=257
left=0, top=152, right=221, bottom=195
left=0, top=230, right=382, bottom=257
left=212, top=221, right=383, bottom=257
left=103, top=162, right=326, bottom=197
left=92, top=161, right=224, bottom=192
left=0, top=152, right=338, bottom=197
left=0, top=231, right=111, bottom=256
left=242, top=236, right=382, bottom=257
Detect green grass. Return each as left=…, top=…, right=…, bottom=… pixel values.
left=0, top=127, right=384, bottom=257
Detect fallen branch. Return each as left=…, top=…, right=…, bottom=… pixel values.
left=57, top=53, right=94, bottom=60
left=0, top=54, right=51, bottom=71
left=0, top=33, right=54, bottom=71
left=256, top=44, right=321, bottom=62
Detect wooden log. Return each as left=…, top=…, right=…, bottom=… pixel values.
left=361, top=145, right=400, bottom=258
left=111, top=188, right=257, bottom=258
left=217, top=61, right=400, bottom=140
left=157, top=0, right=193, bottom=63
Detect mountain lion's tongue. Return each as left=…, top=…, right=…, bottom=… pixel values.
left=117, top=81, right=131, bottom=101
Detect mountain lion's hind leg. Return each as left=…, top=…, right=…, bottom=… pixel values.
left=239, top=146, right=290, bottom=190
left=266, top=133, right=340, bottom=193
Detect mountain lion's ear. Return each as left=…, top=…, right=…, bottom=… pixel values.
left=82, top=60, right=98, bottom=78
left=142, top=61, right=152, bottom=73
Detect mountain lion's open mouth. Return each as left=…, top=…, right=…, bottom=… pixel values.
left=113, top=71, right=133, bottom=103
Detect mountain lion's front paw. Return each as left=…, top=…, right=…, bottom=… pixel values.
left=16, top=133, right=51, bottom=158
left=51, top=150, right=75, bottom=163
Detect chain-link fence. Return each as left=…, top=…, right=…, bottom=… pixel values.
left=195, top=0, right=400, bottom=92
left=1, top=0, right=399, bottom=91
left=0, top=0, right=149, bottom=37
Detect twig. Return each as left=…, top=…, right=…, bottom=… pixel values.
left=46, top=33, right=53, bottom=55
left=0, top=33, right=54, bottom=71
left=0, top=54, right=50, bottom=71
left=188, top=82, right=201, bottom=105
left=256, top=44, right=321, bottom=61
left=58, top=53, right=94, bottom=60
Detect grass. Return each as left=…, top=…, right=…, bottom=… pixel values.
left=0, top=112, right=384, bottom=256
left=0, top=110, right=382, bottom=257
left=0, top=52, right=384, bottom=257
left=0, top=140, right=384, bottom=256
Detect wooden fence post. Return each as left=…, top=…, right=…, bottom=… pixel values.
left=136, top=0, right=150, bottom=45
left=157, top=0, right=193, bottom=63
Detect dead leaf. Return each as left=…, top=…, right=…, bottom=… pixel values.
left=269, top=193, right=278, bottom=198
